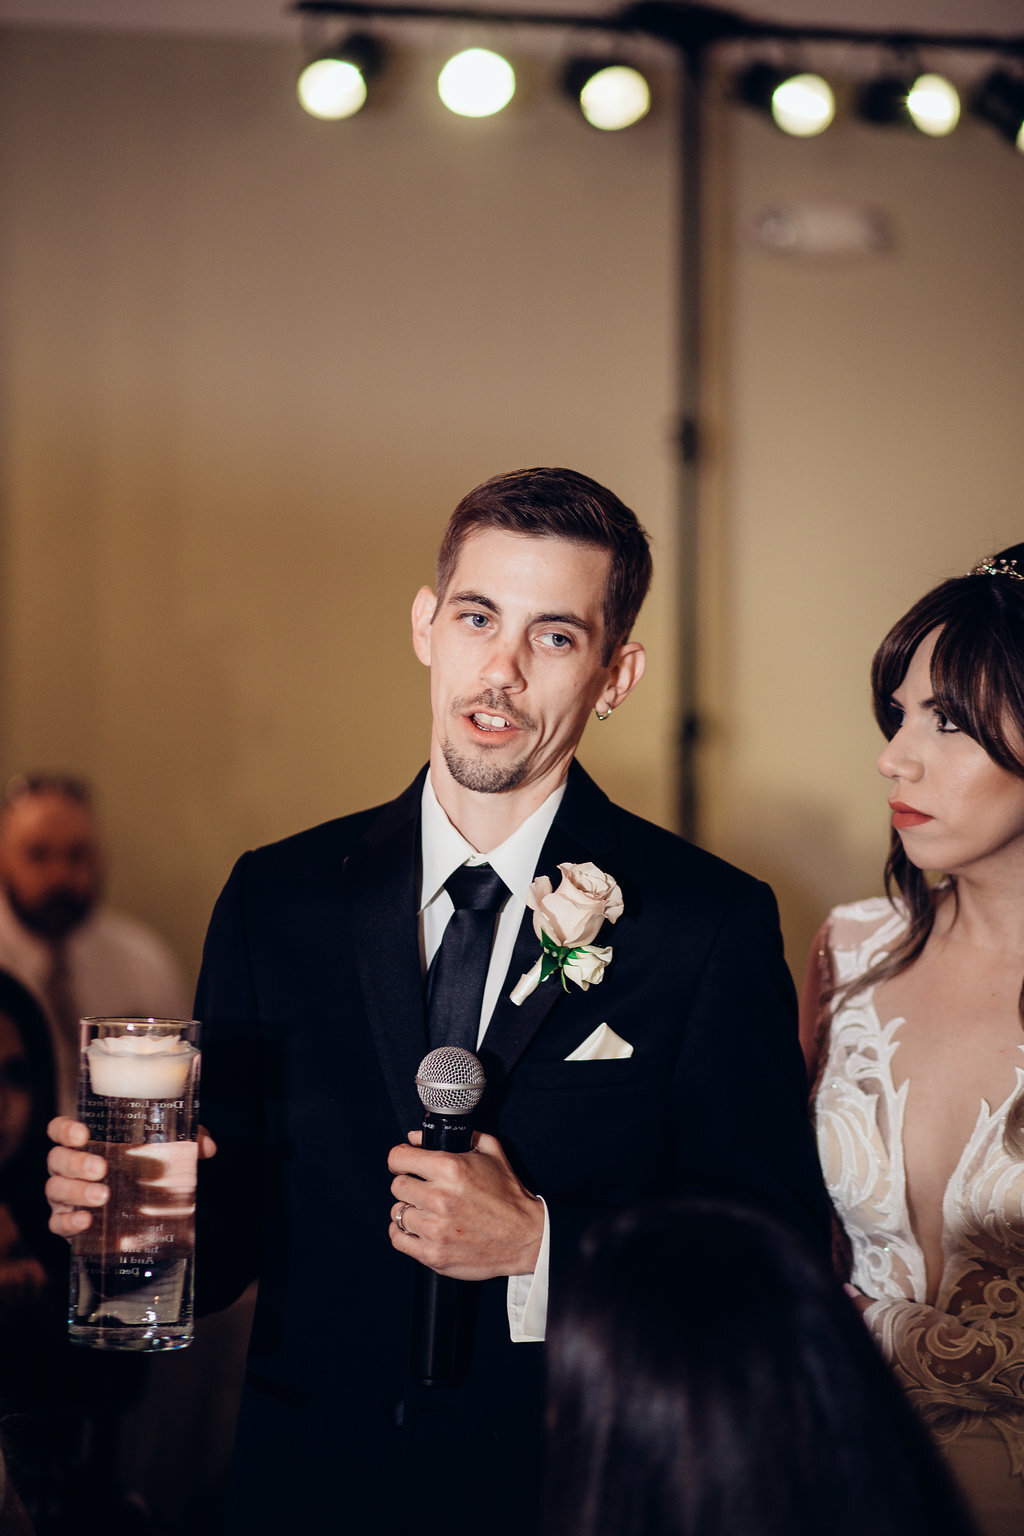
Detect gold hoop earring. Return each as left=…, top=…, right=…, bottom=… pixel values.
left=595, top=706, right=612, bottom=722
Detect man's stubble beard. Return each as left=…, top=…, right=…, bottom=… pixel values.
left=440, top=738, right=531, bottom=795
left=440, top=691, right=538, bottom=794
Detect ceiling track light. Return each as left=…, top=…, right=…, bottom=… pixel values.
left=973, top=68, right=1024, bottom=153
left=286, top=4, right=1024, bottom=158
left=736, top=62, right=835, bottom=138
left=857, top=69, right=960, bottom=136
left=562, top=58, right=652, bottom=131
left=297, top=31, right=385, bottom=120
left=906, top=73, right=960, bottom=135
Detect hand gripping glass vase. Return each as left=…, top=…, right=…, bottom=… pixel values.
left=68, top=1017, right=201, bottom=1351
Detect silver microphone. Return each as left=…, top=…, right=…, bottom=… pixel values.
left=414, top=1045, right=486, bottom=1119
left=410, top=1046, right=487, bottom=1387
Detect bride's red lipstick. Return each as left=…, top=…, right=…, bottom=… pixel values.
left=889, top=800, right=933, bottom=829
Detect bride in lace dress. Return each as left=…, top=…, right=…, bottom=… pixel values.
left=800, top=546, right=1024, bottom=1536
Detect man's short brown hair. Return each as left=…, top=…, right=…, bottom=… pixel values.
left=435, top=468, right=653, bottom=663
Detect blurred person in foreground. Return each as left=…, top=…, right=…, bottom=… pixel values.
left=0, top=1444, right=35, bottom=1536
left=0, top=780, right=240, bottom=1535
left=544, top=1199, right=978, bottom=1536
left=0, top=968, right=73, bottom=1527
left=0, top=774, right=191, bottom=1113
left=801, top=545, right=1024, bottom=1536
left=0, top=968, right=157, bottom=1536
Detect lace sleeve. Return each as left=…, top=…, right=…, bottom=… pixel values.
left=865, top=1296, right=1024, bottom=1405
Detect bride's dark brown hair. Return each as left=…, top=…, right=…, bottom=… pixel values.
left=840, top=543, right=1024, bottom=1155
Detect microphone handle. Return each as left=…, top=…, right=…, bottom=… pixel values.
left=411, top=1110, right=474, bottom=1387
left=421, top=1109, right=473, bottom=1155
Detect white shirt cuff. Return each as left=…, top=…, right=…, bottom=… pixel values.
left=506, top=1197, right=550, bottom=1343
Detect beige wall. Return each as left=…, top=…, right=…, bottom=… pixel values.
left=0, top=25, right=678, bottom=986
left=2, top=23, right=1023, bottom=992
left=698, top=78, right=1024, bottom=977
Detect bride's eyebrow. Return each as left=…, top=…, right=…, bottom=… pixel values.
left=889, top=686, right=940, bottom=709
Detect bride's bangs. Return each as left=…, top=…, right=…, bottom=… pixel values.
left=929, top=610, right=1024, bottom=778
left=872, top=573, right=1024, bottom=779
left=871, top=585, right=959, bottom=738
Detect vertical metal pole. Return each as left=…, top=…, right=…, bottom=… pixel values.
left=676, top=41, right=704, bottom=841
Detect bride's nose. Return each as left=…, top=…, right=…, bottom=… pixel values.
left=877, top=724, right=921, bottom=783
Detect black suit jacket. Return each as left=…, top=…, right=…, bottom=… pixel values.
left=195, top=763, right=829, bottom=1533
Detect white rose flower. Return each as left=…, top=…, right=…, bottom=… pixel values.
left=510, top=863, right=622, bottom=1005
left=527, top=861, right=624, bottom=948
left=562, top=944, right=613, bottom=990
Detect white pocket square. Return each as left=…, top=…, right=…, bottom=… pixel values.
left=564, top=1023, right=634, bottom=1061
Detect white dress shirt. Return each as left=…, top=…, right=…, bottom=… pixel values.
left=0, top=889, right=192, bottom=1116
left=418, top=774, right=562, bottom=1343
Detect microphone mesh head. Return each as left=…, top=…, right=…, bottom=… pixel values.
left=415, top=1046, right=486, bottom=1115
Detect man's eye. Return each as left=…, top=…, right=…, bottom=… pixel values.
left=539, top=632, right=572, bottom=650
left=460, top=612, right=490, bottom=629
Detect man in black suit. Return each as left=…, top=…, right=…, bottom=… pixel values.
left=48, top=468, right=829, bottom=1534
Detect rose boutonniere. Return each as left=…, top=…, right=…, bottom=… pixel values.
left=510, top=861, right=623, bottom=1007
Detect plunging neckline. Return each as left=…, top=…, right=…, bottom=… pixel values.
left=865, top=985, right=1024, bottom=1305
left=813, top=895, right=1024, bottom=1508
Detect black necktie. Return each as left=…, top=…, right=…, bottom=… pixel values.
left=427, top=864, right=509, bottom=1051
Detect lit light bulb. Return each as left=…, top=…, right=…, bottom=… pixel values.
left=771, top=73, right=835, bottom=137
left=438, top=49, right=515, bottom=118
left=298, top=58, right=368, bottom=121
left=579, top=65, right=651, bottom=131
left=907, top=73, right=960, bottom=136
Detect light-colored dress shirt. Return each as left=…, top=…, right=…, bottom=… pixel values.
left=0, top=889, right=192, bottom=1116
left=419, top=774, right=562, bottom=1343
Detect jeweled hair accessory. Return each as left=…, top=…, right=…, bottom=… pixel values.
left=968, top=554, right=1024, bottom=582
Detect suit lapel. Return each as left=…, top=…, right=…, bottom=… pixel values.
left=343, top=762, right=622, bottom=1124
left=342, top=770, right=429, bottom=1133
left=479, top=762, right=621, bottom=1091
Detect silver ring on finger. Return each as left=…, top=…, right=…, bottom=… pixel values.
left=395, top=1201, right=412, bottom=1234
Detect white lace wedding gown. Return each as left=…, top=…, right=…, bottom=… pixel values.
left=814, top=898, right=1024, bottom=1536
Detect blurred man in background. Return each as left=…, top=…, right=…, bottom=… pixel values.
left=0, top=774, right=191, bottom=1113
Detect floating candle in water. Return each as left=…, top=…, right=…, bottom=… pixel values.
left=87, top=1034, right=198, bottom=1100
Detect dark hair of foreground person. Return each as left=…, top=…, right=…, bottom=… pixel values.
left=544, top=1199, right=978, bottom=1536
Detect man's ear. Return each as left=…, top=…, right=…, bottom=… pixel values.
left=411, top=587, right=437, bottom=667
left=598, top=641, right=646, bottom=716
